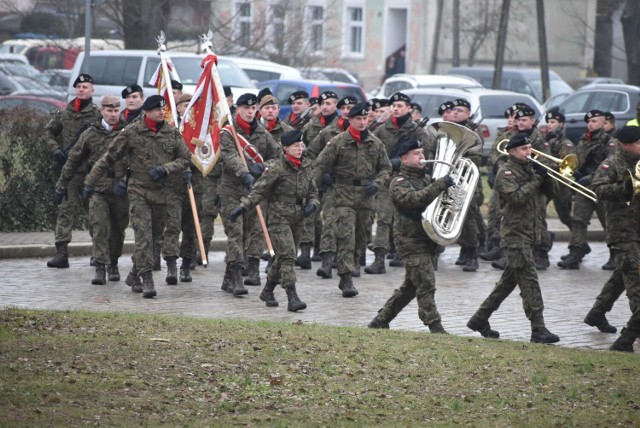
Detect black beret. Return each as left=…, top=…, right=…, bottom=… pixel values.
left=257, top=87, right=272, bottom=103
left=390, top=92, right=411, bottom=104
left=604, top=111, right=615, bottom=121
left=73, top=73, right=93, bottom=87
left=319, top=91, right=338, bottom=101
left=142, top=95, right=166, bottom=110
left=346, top=102, right=369, bottom=118
left=170, top=79, right=183, bottom=90
left=337, top=96, right=358, bottom=108
left=452, top=98, right=471, bottom=109
left=411, top=102, right=422, bottom=113
left=507, top=102, right=529, bottom=117
left=438, top=101, right=454, bottom=116
left=545, top=109, right=565, bottom=123
left=377, top=98, right=390, bottom=108
left=223, top=85, right=233, bottom=98
left=309, top=97, right=319, bottom=106
left=288, top=90, right=309, bottom=104
left=281, top=129, right=303, bottom=146
left=584, top=109, right=605, bottom=122
left=515, top=106, right=536, bottom=118
left=121, top=83, right=143, bottom=98
left=615, top=126, right=640, bottom=144
left=236, top=93, right=257, bottom=107
left=395, top=138, right=423, bottom=157
left=504, top=133, right=531, bottom=150
left=367, top=98, right=378, bottom=110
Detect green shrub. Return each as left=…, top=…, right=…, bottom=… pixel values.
left=0, top=108, right=88, bottom=232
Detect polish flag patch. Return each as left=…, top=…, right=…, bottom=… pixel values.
left=504, top=170, right=513, bottom=176
left=601, top=164, right=609, bottom=170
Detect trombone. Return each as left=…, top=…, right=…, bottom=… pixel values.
left=623, top=160, right=640, bottom=206
left=496, top=139, right=598, bottom=202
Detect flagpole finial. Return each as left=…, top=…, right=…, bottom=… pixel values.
left=156, top=31, right=167, bottom=54
left=200, top=30, right=214, bottom=52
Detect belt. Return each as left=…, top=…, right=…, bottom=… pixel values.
left=335, top=177, right=369, bottom=186
left=274, top=195, right=307, bottom=205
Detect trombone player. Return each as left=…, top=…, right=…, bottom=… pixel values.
left=467, top=133, right=560, bottom=344
left=585, top=126, right=640, bottom=352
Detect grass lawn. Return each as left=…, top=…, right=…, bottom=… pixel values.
left=1, top=308, right=637, bottom=426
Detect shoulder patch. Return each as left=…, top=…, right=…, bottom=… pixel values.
left=504, top=170, right=513, bottom=176
left=395, top=177, right=404, bottom=183
left=566, top=143, right=573, bottom=147
left=601, top=164, right=609, bottom=170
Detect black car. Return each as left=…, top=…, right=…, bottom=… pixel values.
left=557, top=84, right=640, bottom=143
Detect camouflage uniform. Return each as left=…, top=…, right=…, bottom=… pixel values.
left=527, top=127, right=554, bottom=266
left=372, top=164, right=452, bottom=328
left=314, top=129, right=391, bottom=295
left=590, top=148, right=640, bottom=349
left=45, top=99, right=101, bottom=245
left=57, top=119, right=129, bottom=269
left=264, top=118, right=293, bottom=145
left=545, top=129, right=575, bottom=229
left=85, top=119, right=191, bottom=277
left=472, top=154, right=558, bottom=335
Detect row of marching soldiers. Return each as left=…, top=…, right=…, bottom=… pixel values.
left=45, top=72, right=640, bottom=351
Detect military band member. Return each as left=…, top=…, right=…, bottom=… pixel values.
left=230, top=130, right=319, bottom=311
left=543, top=109, right=574, bottom=230
left=121, top=84, right=144, bottom=123
left=438, top=100, right=455, bottom=122
left=368, top=139, right=454, bottom=332
left=467, top=133, right=559, bottom=343
left=315, top=103, right=392, bottom=297
left=587, top=126, right=640, bottom=352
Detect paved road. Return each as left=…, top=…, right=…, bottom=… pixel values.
left=0, top=239, right=635, bottom=353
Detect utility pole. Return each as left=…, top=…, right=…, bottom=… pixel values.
left=537, top=0, right=551, bottom=101
left=452, top=0, right=460, bottom=67
left=430, top=0, right=444, bottom=74
left=83, top=0, right=92, bottom=71
left=492, top=0, right=510, bottom=89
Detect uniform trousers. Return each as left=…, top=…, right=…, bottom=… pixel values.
left=89, top=192, right=129, bottom=265
left=334, top=206, right=373, bottom=275
left=129, top=193, right=167, bottom=275
left=55, top=172, right=90, bottom=243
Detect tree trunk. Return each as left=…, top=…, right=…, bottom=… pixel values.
left=122, top=0, right=172, bottom=49
left=621, top=0, right=640, bottom=86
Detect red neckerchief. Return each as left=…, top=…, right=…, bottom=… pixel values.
left=286, top=154, right=302, bottom=169
left=144, top=116, right=158, bottom=133
left=349, top=127, right=362, bottom=145
left=320, top=115, right=329, bottom=127
left=338, top=117, right=349, bottom=132
left=74, top=98, right=82, bottom=113
left=289, top=113, right=298, bottom=123
left=236, top=115, right=252, bottom=136
left=124, top=109, right=130, bottom=120
left=391, top=115, right=400, bottom=129
left=266, top=119, right=278, bottom=131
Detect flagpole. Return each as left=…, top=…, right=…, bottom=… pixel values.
left=200, top=31, right=275, bottom=257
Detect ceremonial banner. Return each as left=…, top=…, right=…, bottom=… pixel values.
left=149, top=56, right=181, bottom=123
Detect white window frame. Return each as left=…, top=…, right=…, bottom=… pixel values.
left=307, top=2, right=326, bottom=55
left=234, top=0, right=252, bottom=47
left=268, top=1, right=287, bottom=52
left=343, top=1, right=365, bottom=58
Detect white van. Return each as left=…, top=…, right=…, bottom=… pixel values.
left=225, top=56, right=301, bottom=84
left=67, top=50, right=257, bottom=104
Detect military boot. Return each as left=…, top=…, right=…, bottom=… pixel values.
left=531, top=326, right=560, bottom=344
left=389, top=254, right=404, bottom=267
left=560, top=243, right=590, bottom=261
left=467, top=315, right=500, bottom=338
left=107, top=259, right=120, bottom=281
left=338, top=272, right=358, bottom=298
left=368, top=314, right=390, bottom=329
left=602, top=249, right=616, bottom=270
left=491, top=252, right=506, bottom=270
left=429, top=321, right=448, bottom=334
left=47, top=241, right=69, bottom=268
left=316, top=252, right=333, bottom=279
left=533, top=248, right=550, bottom=271
left=479, top=238, right=502, bottom=261
left=364, top=248, right=387, bottom=274
left=557, top=246, right=583, bottom=269
left=259, top=279, right=279, bottom=307
left=141, top=271, right=156, bottom=298
left=609, top=328, right=636, bottom=352
left=462, top=248, right=478, bottom=272
left=231, top=263, right=248, bottom=296
left=584, top=309, right=617, bottom=333
left=285, top=283, right=307, bottom=312
left=455, top=247, right=469, bottom=266
left=221, top=264, right=232, bottom=292
left=126, top=269, right=143, bottom=293
left=91, top=262, right=106, bottom=285
left=152, top=243, right=161, bottom=271
left=179, top=258, right=192, bottom=282
left=165, top=256, right=178, bottom=285
left=296, top=244, right=312, bottom=270
left=311, top=239, right=322, bottom=262
left=244, top=257, right=261, bottom=285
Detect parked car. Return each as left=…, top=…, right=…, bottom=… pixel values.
left=542, top=91, right=572, bottom=111
left=0, top=94, right=65, bottom=113
left=300, top=67, right=361, bottom=86
left=377, top=74, right=481, bottom=98
left=448, top=67, right=574, bottom=103
left=556, top=83, right=640, bottom=143
left=0, top=53, right=30, bottom=66
left=39, top=69, right=72, bottom=90
left=225, top=56, right=301, bottom=84
left=405, top=87, right=543, bottom=162
left=258, top=79, right=367, bottom=120
left=572, top=77, right=625, bottom=88
left=0, top=69, right=66, bottom=100
left=68, top=50, right=257, bottom=105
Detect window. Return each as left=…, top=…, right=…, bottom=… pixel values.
left=270, top=3, right=286, bottom=52
left=345, top=5, right=364, bottom=56
left=309, top=5, right=324, bottom=52
left=236, top=1, right=252, bottom=47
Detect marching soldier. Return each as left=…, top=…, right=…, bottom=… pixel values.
left=46, top=73, right=101, bottom=269
left=315, top=103, right=391, bottom=298
left=438, top=100, right=455, bottom=122
left=283, top=90, right=310, bottom=127
left=121, top=84, right=144, bottom=124
left=368, top=139, right=454, bottom=333
left=544, top=109, right=574, bottom=230
left=587, top=126, right=640, bottom=352
left=85, top=95, right=192, bottom=298
left=230, top=130, right=319, bottom=311
left=56, top=95, right=128, bottom=285
left=467, top=133, right=560, bottom=344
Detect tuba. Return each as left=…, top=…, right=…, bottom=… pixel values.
left=421, top=122, right=482, bottom=246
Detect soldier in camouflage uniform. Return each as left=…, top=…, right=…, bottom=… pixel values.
left=368, top=139, right=455, bottom=333
left=259, top=94, right=293, bottom=144
left=283, top=90, right=310, bottom=127
left=467, top=133, right=560, bottom=344
left=586, top=126, right=640, bottom=352
left=558, top=110, right=616, bottom=269
left=56, top=95, right=128, bottom=285
left=314, top=103, right=392, bottom=298
left=230, top=130, right=319, bottom=311
left=366, top=91, right=434, bottom=275
left=543, top=110, right=574, bottom=230
left=218, top=93, right=281, bottom=296
left=46, top=73, right=101, bottom=268
left=85, top=95, right=191, bottom=298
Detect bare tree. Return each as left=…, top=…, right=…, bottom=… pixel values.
left=621, top=0, right=640, bottom=85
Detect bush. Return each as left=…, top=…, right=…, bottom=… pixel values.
left=0, top=108, right=88, bottom=232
